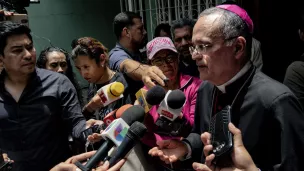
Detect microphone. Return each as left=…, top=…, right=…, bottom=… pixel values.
left=108, top=121, right=147, bottom=167
left=103, top=104, right=133, bottom=127
left=82, top=82, right=125, bottom=116
left=135, top=85, right=166, bottom=113
left=80, top=105, right=145, bottom=171
left=157, top=89, right=186, bottom=121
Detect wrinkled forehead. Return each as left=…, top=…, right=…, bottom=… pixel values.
left=192, top=14, right=224, bottom=43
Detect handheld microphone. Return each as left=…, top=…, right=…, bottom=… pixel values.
left=80, top=105, right=145, bottom=171
left=82, top=82, right=125, bottom=116
left=96, top=81, right=125, bottom=106
left=108, top=121, right=147, bottom=167
left=103, top=104, right=133, bottom=127
left=135, top=85, right=166, bottom=113
left=157, top=89, right=186, bottom=121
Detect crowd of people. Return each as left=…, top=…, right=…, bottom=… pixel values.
left=0, top=1, right=304, bottom=171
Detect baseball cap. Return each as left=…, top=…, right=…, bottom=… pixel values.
left=216, top=4, right=254, bottom=33
left=146, top=37, right=177, bottom=60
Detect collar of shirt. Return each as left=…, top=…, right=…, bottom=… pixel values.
left=116, top=42, right=141, bottom=59
left=217, top=62, right=252, bottom=93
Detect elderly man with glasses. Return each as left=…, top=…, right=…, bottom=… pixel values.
left=149, top=4, right=304, bottom=171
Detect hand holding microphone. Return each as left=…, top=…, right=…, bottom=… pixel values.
left=50, top=151, right=126, bottom=171
left=83, top=82, right=125, bottom=114
left=76, top=105, right=146, bottom=171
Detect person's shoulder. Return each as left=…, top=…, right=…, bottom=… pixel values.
left=286, top=61, right=304, bottom=72
left=36, top=68, right=70, bottom=84
left=109, top=44, right=129, bottom=57
left=251, top=72, right=295, bottom=104
left=112, top=72, right=129, bottom=86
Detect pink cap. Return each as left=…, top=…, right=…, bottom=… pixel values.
left=216, top=4, right=254, bottom=33
left=146, top=37, right=177, bottom=60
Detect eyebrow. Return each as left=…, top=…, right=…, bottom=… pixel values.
left=10, top=43, right=33, bottom=49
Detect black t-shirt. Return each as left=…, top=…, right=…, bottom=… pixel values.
left=87, top=72, right=132, bottom=120
left=283, top=61, right=304, bottom=108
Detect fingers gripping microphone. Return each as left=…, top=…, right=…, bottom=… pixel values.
left=135, top=85, right=166, bottom=113
left=82, top=82, right=125, bottom=116
left=96, top=81, right=125, bottom=106
left=157, top=89, right=186, bottom=121
left=108, top=121, right=147, bottom=167
left=80, top=105, right=145, bottom=171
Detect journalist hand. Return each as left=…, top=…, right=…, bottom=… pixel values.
left=148, top=139, right=188, bottom=164
left=86, top=119, right=104, bottom=143
left=192, top=123, right=258, bottom=171
left=142, top=66, right=167, bottom=89
left=50, top=151, right=126, bottom=171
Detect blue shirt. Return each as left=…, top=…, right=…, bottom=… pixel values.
left=109, top=43, right=143, bottom=102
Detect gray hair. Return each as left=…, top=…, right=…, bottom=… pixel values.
left=199, top=7, right=252, bottom=57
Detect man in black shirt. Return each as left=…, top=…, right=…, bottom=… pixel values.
left=171, top=18, right=200, bottom=77
left=0, top=22, right=88, bottom=171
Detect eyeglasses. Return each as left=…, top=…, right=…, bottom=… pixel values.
left=189, top=36, right=238, bottom=55
left=151, top=55, right=178, bottom=66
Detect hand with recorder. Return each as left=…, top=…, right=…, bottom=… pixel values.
left=148, top=123, right=258, bottom=171
left=192, top=123, right=258, bottom=171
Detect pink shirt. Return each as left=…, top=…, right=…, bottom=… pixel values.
left=141, top=74, right=202, bottom=147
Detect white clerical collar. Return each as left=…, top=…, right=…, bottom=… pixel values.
left=217, top=62, right=252, bottom=93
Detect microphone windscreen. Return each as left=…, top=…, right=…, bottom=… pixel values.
left=167, top=89, right=186, bottom=109
left=109, top=82, right=125, bottom=97
left=116, top=104, right=133, bottom=118
left=146, top=85, right=166, bottom=105
left=128, top=121, right=147, bottom=139
left=121, top=105, right=145, bottom=125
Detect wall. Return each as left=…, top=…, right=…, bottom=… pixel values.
left=25, top=0, right=121, bottom=87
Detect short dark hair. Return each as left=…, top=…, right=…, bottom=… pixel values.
left=299, top=9, right=304, bottom=32
left=171, top=18, right=196, bottom=39
left=71, top=38, right=78, bottom=49
left=221, top=0, right=238, bottom=5
left=113, top=11, right=142, bottom=39
left=154, top=23, right=171, bottom=38
left=0, top=21, right=32, bottom=56
left=72, top=37, right=109, bottom=65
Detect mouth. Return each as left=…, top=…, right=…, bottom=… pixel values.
left=22, top=62, right=34, bottom=67
left=197, top=64, right=207, bottom=69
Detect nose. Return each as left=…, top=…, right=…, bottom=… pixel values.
left=57, top=66, right=64, bottom=74
left=23, top=49, right=32, bottom=60
left=181, top=38, right=188, bottom=46
left=191, top=53, right=201, bottom=60
left=143, top=28, right=147, bottom=35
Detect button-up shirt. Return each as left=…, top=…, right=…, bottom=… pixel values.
left=0, top=68, right=86, bottom=171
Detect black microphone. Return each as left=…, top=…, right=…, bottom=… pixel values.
left=78, top=105, right=145, bottom=171
left=146, top=85, right=166, bottom=105
left=108, top=121, right=147, bottom=167
left=135, top=85, right=166, bottom=113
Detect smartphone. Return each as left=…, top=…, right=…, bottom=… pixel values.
left=80, top=124, right=103, bottom=142
left=209, top=105, right=233, bottom=162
